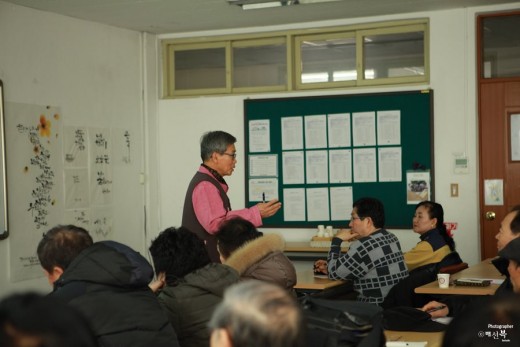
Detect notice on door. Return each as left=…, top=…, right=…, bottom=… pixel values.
left=484, top=179, right=504, bottom=206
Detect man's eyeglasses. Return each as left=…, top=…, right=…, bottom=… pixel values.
left=222, top=152, right=237, bottom=159
left=351, top=216, right=365, bottom=221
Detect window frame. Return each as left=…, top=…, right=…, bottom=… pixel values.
left=161, top=18, right=429, bottom=98
left=231, top=36, right=289, bottom=94
left=357, top=23, right=430, bottom=86
left=294, top=31, right=357, bottom=90
left=164, top=41, right=230, bottom=96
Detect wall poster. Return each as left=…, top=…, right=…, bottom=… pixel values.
left=5, top=103, right=63, bottom=281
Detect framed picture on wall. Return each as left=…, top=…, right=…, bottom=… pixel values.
left=510, top=113, right=520, bottom=161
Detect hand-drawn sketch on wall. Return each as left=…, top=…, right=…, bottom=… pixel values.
left=63, top=126, right=88, bottom=167
left=64, top=168, right=89, bottom=209
left=63, top=126, right=90, bottom=217
left=91, top=206, right=113, bottom=241
left=62, top=127, right=127, bottom=240
left=113, top=128, right=132, bottom=165
left=5, top=103, right=63, bottom=282
left=64, top=208, right=90, bottom=229
left=89, top=128, right=113, bottom=206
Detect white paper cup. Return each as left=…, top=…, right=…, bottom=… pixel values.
left=437, top=273, right=450, bottom=289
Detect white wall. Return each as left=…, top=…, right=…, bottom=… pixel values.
left=155, top=2, right=520, bottom=268
left=0, top=2, right=148, bottom=296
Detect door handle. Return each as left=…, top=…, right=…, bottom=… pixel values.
left=485, top=211, right=496, bottom=221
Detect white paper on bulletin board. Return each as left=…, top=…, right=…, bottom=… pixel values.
left=5, top=102, right=64, bottom=282
left=249, top=119, right=270, bottom=153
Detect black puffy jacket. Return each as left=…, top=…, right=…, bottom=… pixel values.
left=51, top=241, right=179, bottom=347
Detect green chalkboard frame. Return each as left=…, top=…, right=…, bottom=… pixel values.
left=244, top=90, right=434, bottom=229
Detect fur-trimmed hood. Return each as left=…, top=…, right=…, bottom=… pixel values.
left=223, top=234, right=297, bottom=291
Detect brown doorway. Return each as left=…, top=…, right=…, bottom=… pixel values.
left=478, top=12, right=520, bottom=260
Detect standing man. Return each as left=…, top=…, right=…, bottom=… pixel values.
left=182, top=131, right=281, bottom=262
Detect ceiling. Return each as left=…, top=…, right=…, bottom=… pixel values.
left=2, top=0, right=519, bottom=34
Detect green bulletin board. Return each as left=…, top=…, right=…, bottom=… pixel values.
left=244, top=90, right=434, bottom=229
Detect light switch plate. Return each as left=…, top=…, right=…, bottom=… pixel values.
left=450, top=183, right=459, bottom=197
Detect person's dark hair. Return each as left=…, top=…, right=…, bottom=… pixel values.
left=416, top=201, right=455, bottom=251
left=209, top=281, right=305, bottom=347
left=353, top=197, right=385, bottom=228
left=442, top=294, right=520, bottom=347
left=0, top=292, right=97, bottom=347
left=216, top=217, right=263, bottom=259
left=149, top=227, right=211, bottom=286
left=37, top=225, right=93, bottom=273
left=200, top=131, right=237, bottom=162
left=510, top=205, right=520, bottom=235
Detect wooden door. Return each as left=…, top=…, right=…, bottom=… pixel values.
left=478, top=12, right=520, bottom=260
left=479, top=81, right=520, bottom=259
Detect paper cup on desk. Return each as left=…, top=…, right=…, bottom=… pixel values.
left=437, top=273, right=450, bottom=288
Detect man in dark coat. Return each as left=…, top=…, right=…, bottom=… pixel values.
left=37, top=224, right=179, bottom=347
left=149, top=227, right=239, bottom=347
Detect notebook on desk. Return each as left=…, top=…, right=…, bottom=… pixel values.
left=453, top=278, right=491, bottom=287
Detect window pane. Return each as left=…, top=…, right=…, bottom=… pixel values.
left=300, top=37, right=356, bottom=84
left=233, top=44, right=287, bottom=88
left=174, top=48, right=226, bottom=90
left=364, top=31, right=424, bottom=79
left=482, top=14, right=520, bottom=78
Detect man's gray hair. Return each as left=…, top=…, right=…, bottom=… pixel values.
left=209, top=280, right=305, bottom=347
left=200, top=131, right=236, bottom=162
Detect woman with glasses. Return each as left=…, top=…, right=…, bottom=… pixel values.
left=182, top=130, right=281, bottom=262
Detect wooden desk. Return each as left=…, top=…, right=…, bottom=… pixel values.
left=415, top=258, right=505, bottom=295
left=284, top=241, right=349, bottom=261
left=285, top=241, right=348, bottom=253
left=385, top=330, right=444, bottom=347
left=295, top=269, right=345, bottom=290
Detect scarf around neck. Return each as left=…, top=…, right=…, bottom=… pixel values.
left=202, top=163, right=227, bottom=185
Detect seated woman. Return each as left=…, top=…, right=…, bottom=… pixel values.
left=216, top=217, right=297, bottom=292
left=149, top=227, right=239, bottom=347
left=382, top=201, right=458, bottom=308
left=404, top=201, right=455, bottom=272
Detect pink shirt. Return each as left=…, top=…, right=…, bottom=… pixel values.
left=192, top=166, right=262, bottom=235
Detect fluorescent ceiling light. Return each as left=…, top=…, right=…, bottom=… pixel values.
left=242, top=2, right=283, bottom=10
left=227, top=0, right=345, bottom=10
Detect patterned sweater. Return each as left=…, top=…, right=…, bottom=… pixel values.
left=327, top=229, right=409, bottom=305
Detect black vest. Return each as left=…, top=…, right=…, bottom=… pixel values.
left=182, top=171, right=231, bottom=262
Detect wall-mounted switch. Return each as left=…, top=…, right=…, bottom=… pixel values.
left=450, top=183, right=459, bottom=197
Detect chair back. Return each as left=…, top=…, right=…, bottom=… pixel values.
left=438, top=262, right=468, bottom=275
